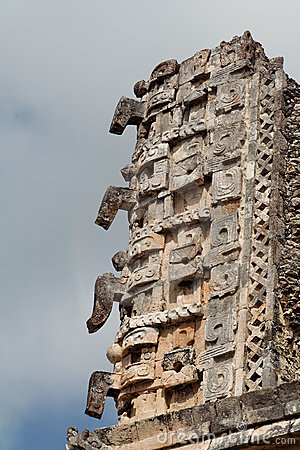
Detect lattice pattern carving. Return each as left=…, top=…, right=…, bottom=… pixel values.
left=245, top=75, right=275, bottom=391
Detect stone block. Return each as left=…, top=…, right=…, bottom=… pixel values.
left=278, top=381, right=300, bottom=416
left=203, top=363, right=233, bottom=400
left=95, top=186, right=136, bottom=229
left=211, top=397, right=242, bottom=434
left=210, top=212, right=239, bottom=247
left=240, top=388, right=285, bottom=425
left=211, top=167, right=242, bottom=203
left=216, top=81, right=245, bottom=113
left=191, top=403, right=216, bottom=430
left=109, top=97, right=144, bottom=135
left=209, top=261, right=240, bottom=298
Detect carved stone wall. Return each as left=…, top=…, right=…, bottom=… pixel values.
left=67, top=32, right=300, bottom=449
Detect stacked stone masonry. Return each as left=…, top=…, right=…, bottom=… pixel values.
left=67, top=32, right=300, bottom=449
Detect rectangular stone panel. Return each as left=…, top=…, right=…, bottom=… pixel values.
left=211, top=167, right=242, bottom=203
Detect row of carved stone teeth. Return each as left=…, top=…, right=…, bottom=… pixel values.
left=129, top=207, right=210, bottom=242
left=133, top=117, right=207, bottom=162
left=115, top=301, right=203, bottom=342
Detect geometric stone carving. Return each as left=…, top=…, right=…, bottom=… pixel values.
left=212, top=124, right=245, bottom=157
left=203, top=241, right=240, bottom=269
left=122, top=327, right=159, bottom=352
left=147, top=88, right=176, bottom=114
left=204, top=123, right=245, bottom=175
left=170, top=142, right=204, bottom=192
left=203, top=363, right=233, bottom=400
left=196, top=344, right=235, bottom=369
left=182, top=84, right=207, bottom=106
left=161, top=347, right=197, bottom=388
left=116, top=301, right=203, bottom=340
left=128, top=206, right=210, bottom=236
left=161, top=364, right=198, bottom=389
left=211, top=213, right=239, bottom=247
left=127, top=232, right=164, bottom=261
left=217, top=81, right=245, bottom=113
left=138, top=160, right=169, bottom=195
left=161, top=119, right=206, bottom=144
left=162, top=346, right=195, bottom=371
left=121, top=362, right=155, bottom=388
left=127, top=264, right=160, bottom=291
left=211, top=168, right=242, bottom=203
left=209, top=261, right=240, bottom=297
left=205, top=312, right=236, bottom=345
left=86, top=273, right=126, bottom=334
left=137, top=143, right=169, bottom=170
left=85, top=371, right=120, bottom=419
left=169, top=243, right=203, bottom=282
left=109, top=96, right=144, bottom=135
left=95, top=186, right=136, bottom=230
left=179, top=49, right=210, bottom=85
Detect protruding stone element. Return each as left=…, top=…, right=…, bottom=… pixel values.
left=133, top=80, right=148, bottom=98
left=120, top=163, right=135, bottom=182
left=209, top=261, right=240, bottom=297
left=85, top=371, right=120, bottom=419
left=112, top=251, right=127, bottom=272
left=116, top=301, right=203, bottom=340
left=95, top=186, right=136, bottom=230
left=127, top=232, right=164, bottom=261
left=106, top=344, right=122, bottom=364
left=122, top=327, right=159, bottom=352
left=109, top=97, right=144, bottom=135
left=149, top=59, right=179, bottom=84
left=86, top=273, right=126, bottom=334
left=127, top=264, right=160, bottom=291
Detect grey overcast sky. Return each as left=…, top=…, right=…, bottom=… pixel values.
left=0, top=1, right=299, bottom=449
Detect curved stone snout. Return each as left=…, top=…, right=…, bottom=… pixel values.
left=86, top=273, right=126, bottom=333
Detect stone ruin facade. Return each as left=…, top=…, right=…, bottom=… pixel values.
left=67, top=32, right=300, bottom=449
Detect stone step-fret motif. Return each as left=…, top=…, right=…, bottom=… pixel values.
left=67, top=32, right=300, bottom=450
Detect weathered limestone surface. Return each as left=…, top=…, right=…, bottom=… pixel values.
left=67, top=32, right=300, bottom=449
left=66, top=381, right=300, bottom=449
